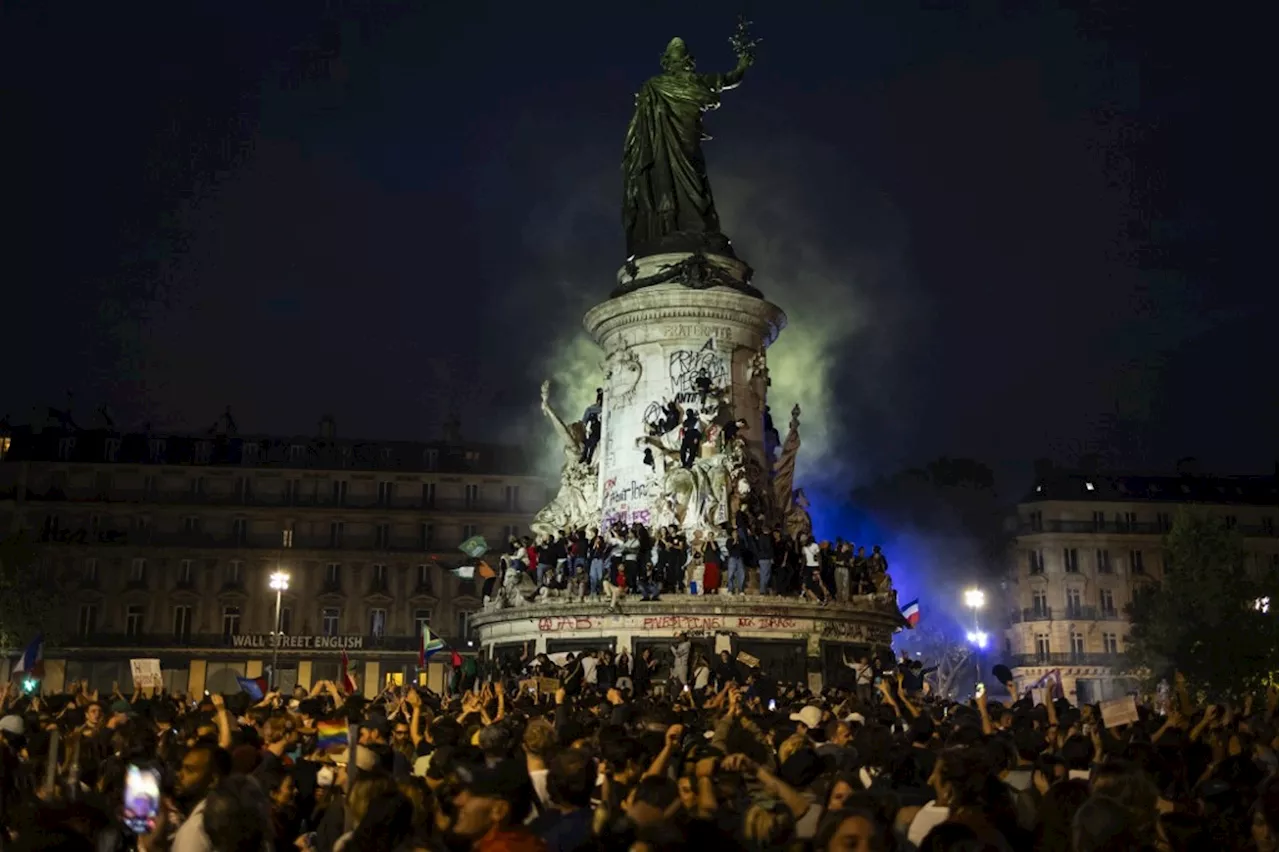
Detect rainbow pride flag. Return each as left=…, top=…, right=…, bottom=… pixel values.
left=316, top=718, right=348, bottom=755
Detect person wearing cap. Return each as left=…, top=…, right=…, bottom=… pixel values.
left=790, top=705, right=823, bottom=736
left=448, top=760, right=548, bottom=851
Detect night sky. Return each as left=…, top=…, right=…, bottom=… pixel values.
left=5, top=0, right=1275, bottom=498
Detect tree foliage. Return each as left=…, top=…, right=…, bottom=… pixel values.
left=0, top=531, right=66, bottom=650
left=1125, top=510, right=1277, bottom=698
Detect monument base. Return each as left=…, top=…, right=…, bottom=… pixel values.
left=474, top=593, right=903, bottom=691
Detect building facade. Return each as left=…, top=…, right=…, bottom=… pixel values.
left=1004, top=467, right=1278, bottom=704
left=0, top=418, right=546, bottom=696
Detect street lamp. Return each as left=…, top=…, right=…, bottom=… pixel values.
left=269, top=571, right=290, bottom=690
left=964, top=588, right=985, bottom=690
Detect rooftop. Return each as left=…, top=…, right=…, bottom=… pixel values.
left=1022, top=470, right=1278, bottom=507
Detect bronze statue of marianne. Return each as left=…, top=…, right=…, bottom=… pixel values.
left=622, top=17, right=759, bottom=260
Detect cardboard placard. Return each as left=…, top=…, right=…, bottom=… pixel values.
left=129, top=658, right=163, bottom=689
left=807, top=671, right=823, bottom=694
left=1099, top=695, right=1140, bottom=729
left=537, top=677, right=561, bottom=695
left=736, top=651, right=760, bottom=668
left=518, top=678, right=539, bottom=696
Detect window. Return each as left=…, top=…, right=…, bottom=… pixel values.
left=1102, top=633, right=1119, bottom=654
left=1091, top=511, right=1105, bottom=530
left=1223, top=514, right=1238, bottom=530
left=241, top=443, right=260, bottom=464
left=190, top=476, right=207, bottom=497
left=421, top=482, right=436, bottom=508
left=423, top=449, right=439, bottom=471
left=1062, top=548, right=1079, bottom=573
left=1066, top=588, right=1082, bottom=617
left=94, top=471, right=112, bottom=497
left=416, top=564, right=434, bottom=592
left=322, top=607, right=341, bottom=636
left=132, top=516, right=151, bottom=540
left=1034, top=634, right=1050, bottom=660
left=148, top=438, right=166, bottom=462
left=329, top=521, right=344, bottom=547
left=278, top=607, right=293, bottom=635
left=1117, top=511, right=1136, bottom=531
left=414, top=608, right=433, bottom=636
left=282, top=526, right=294, bottom=548
left=143, top=475, right=157, bottom=496
left=1070, top=632, right=1085, bottom=657
left=194, top=441, right=212, bottom=464
left=326, top=562, right=341, bottom=587
left=130, top=558, right=147, bottom=583
left=419, top=523, right=435, bottom=549
left=1027, top=550, right=1044, bottom=575
left=1263, top=516, right=1276, bottom=536
left=58, top=437, right=77, bottom=460
left=375, top=523, right=390, bottom=549
left=173, top=606, right=192, bottom=639
left=1129, top=549, right=1145, bottom=575
left=464, top=484, right=479, bottom=508
left=456, top=610, right=475, bottom=640
left=1100, top=588, right=1115, bottom=616
left=1031, top=590, right=1048, bottom=618
left=234, top=477, right=251, bottom=502
left=378, top=481, right=394, bottom=506
left=232, top=518, right=248, bottom=544
left=332, top=481, right=348, bottom=505
left=227, top=560, right=244, bottom=585
left=222, top=605, right=241, bottom=637
left=104, top=437, right=121, bottom=462
left=1096, top=549, right=1112, bottom=574
left=381, top=447, right=394, bottom=463
left=289, top=444, right=306, bottom=461
left=462, top=524, right=478, bottom=541
left=284, top=479, right=300, bottom=504
left=503, top=524, right=520, bottom=542
left=125, top=604, right=145, bottom=637
left=1027, top=510, right=1042, bottom=532
left=78, top=604, right=98, bottom=637
left=504, top=485, right=519, bottom=510
left=178, top=559, right=193, bottom=585
left=183, top=516, right=201, bottom=535
left=370, top=562, right=388, bottom=587
left=370, top=608, right=387, bottom=637
left=1157, top=512, right=1172, bottom=532
left=83, top=558, right=98, bottom=583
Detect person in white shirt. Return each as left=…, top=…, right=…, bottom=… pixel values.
left=581, top=650, right=599, bottom=686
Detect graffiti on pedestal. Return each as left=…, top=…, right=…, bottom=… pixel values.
left=602, top=476, right=653, bottom=528
left=669, top=339, right=727, bottom=408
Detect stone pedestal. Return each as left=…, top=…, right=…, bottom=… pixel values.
left=582, top=253, right=786, bottom=531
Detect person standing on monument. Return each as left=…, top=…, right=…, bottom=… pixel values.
left=679, top=409, right=702, bottom=469
left=755, top=524, right=775, bottom=595
left=724, top=523, right=746, bottom=595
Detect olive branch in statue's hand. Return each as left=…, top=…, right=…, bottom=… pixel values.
left=729, top=15, right=761, bottom=63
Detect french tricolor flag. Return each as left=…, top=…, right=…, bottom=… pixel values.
left=12, top=634, right=44, bottom=679
left=900, top=599, right=920, bottom=629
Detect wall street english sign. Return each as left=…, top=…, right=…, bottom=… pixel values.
left=230, top=634, right=365, bottom=650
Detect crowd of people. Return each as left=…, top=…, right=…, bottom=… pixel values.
left=0, top=656, right=1273, bottom=852
left=486, top=522, right=894, bottom=610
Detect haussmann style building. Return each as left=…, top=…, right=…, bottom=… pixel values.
left=0, top=414, right=546, bottom=696
left=1003, top=462, right=1278, bottom=704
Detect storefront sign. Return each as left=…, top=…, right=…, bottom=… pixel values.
left=229, top=634, right=365, bottom=650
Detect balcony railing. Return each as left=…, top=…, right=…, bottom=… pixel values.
left=27, top=527, right=478, bottom=556
left=1009, top=606, right=1126, bottom=624
left=1009, top=607, right=1053, bottom=623
left=1010, top=652, right=1123, bottom=667
left=18, top=489, right=529, bottom=515
left=1020, top=519, right=1272, bottom=538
